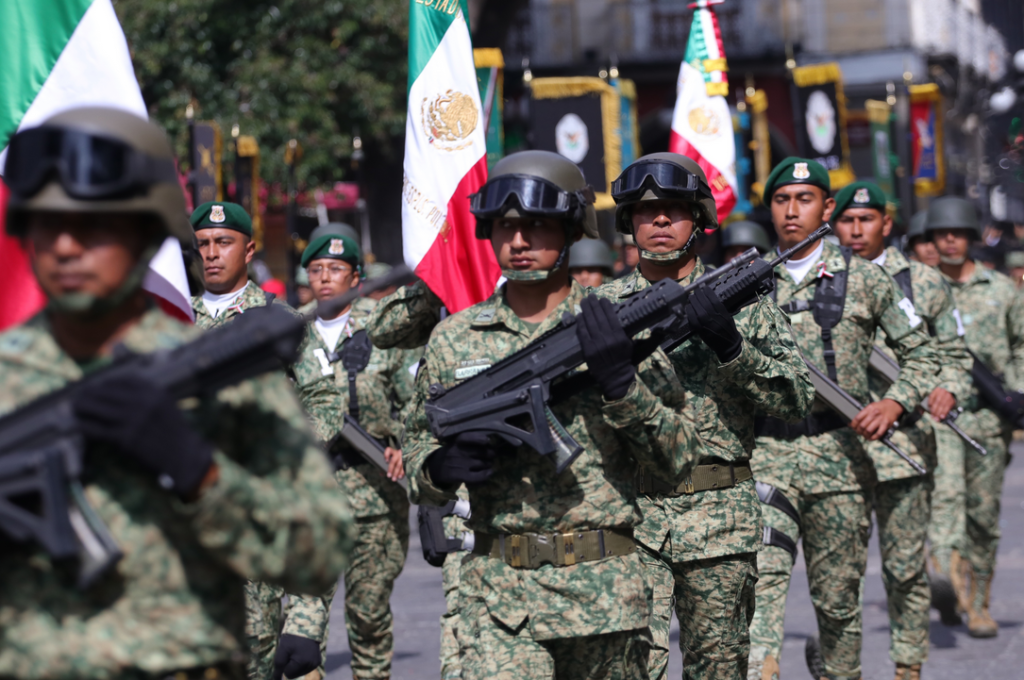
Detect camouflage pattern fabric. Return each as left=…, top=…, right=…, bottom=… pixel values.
left=404, top=280, right=700, bottom=667
left=244, top=581, right=283, bottom=680
left=928, top=424, right=967, bottom=562
left=939, top=264, right=1024, bottom=580
left=0, top=308, right=353, bottom=679
left=601, top=263, right=813, bottom=679
left=440, top=487, right=470, bottom=680
left=367, top=280, right=445, bottom=350
left=749, top=240, right=940, bottom=680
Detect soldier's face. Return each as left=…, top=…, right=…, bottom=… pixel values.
left=491, top=217, right=567, bottom=275
left=571, top=267, right=606, bottom=288
left=25, top=212, right=150, bottom=302
left=834, top=208, right=891, bottom=260
left=770, top=185, right=835, bottom=246
left=932, top=228, right=972, bottom=265
left=908, top=237, right=940, bottom=267
left=631, top=201, right=695, bottom=254
left=196, top=228, right=255, bottom=294
left=307, top=258, right=359, bottom=302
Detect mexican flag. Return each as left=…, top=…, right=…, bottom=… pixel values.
left=668, top=0, right=738, bottom=224
left=402, top=0, right=500, bottom=313
left=0, top=0, right=193, bottom=329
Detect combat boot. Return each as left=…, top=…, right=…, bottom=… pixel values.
left=805, top=635, right=824, bottom=679
left=928, top=551, right=961, bottom=626
left=894, top=663, right=921, bottom=680
left=763, top=655, right=780, bottom=680
left=949, top=549, right=969, bottom=614
left=747, top=645, right=779, bottom=680
left=966, top=569, right=998, bottom=638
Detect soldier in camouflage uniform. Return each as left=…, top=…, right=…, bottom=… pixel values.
left=403, top=150, right=704, bottom=680
left=747, top=159, right=939, bottom=680
left=569, top=237, right=616, bottom=288
left=190, top=202, right=329, bottom=680
left=0, top=107, right=353, bottom=680
left=720, top=220, right=772, bottom=261
left=832, top=182, right=972, bottom=679
left=600, top=153, right=814, bottom=680
left=289, top=233, right=415, bottom=680
left=927, top=196, right=1024, bottom=638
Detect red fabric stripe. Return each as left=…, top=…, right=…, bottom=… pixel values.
left=148, top=292, right=193, bottom=322
left=415, top=156, right=500, bottom=313
left=669, top=129, right=737, bottom=225
left=0, top=182, right=48, bottom=331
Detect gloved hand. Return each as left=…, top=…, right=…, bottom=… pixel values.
left=272, top=633, right=322, bottom=680
left=685, top=285, right=743, bottom=364
left=576, top=295, right=635, bottom=401
left=427, top=432, right=498, bottom=487
left=72, top=373, right=214, bottom=497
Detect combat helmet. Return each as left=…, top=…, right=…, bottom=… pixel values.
left=925, top=197, right=981, bottom=239
left=470, top=150, right=597, bottom=281
left=720, top=220, right=771, bottom=255
left=569, top=238, right=614, bottom=272
left=611, top=152, right=718, bottom=263
left=3, top=107, right=190, bottom=316
left=310, top=222, right=361, bottom=250
left=906, top=210, right=928, bottom=241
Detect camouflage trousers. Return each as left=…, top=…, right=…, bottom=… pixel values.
left=244, top=581, right=284, bottom=680
left=321, top=511, right=409, bottom=680
left=440, top=513, right=468, bottom=680
left=928, top=424, right=967, bottom=561
left=460, top=592, right=652, bottom=680
left=867, top=475, right=932, bottom=665
left=749, top=490, right=871, bottom=680
left=640, top=548, right=757, bottom=680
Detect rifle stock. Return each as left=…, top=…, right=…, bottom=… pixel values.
left=332, top=415, right=408, bottom=491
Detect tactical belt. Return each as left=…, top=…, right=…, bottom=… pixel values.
left=754, top=411, right=846, bottom=439
left=473, top=528, right=635, bottom=569
left=638, top=462, right=752, bottom=497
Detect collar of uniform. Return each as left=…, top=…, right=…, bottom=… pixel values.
left=772, top=238, right=848, bottom=291
left=470, top=280, right=586, bottom=336
left=882, top=245, right=910, bottom=276
left=941, top=261, right=995, bottom=288
left=191, top=281, right=264, bottom=320
left=617, top=258, right=708, bottom=298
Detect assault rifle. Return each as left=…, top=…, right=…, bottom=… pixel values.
left=967, top=349, right=1024, bottom=429
left=0, top=266, right=415, bottom=588
left=424, top=225, right=833, bottom=473
left=802, top=358, right=926, bottom=475
left=329, top=414, right=408, bottom=491
left=869, top=346, right=987, bottom=455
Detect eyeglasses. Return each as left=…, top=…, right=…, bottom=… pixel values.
left=307, top=264, right=354, bottom=277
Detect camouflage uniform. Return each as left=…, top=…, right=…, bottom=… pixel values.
left=864, top=246, right=972, bottom=667
left=937, top=264, right=1024, bottom=610
left=192, top=283, right=329, bottom=680
left=440, top=487, right=471, bottom=680
left=404, top=280, right=703, bottom=680
left=748, top=240, right=939, bottom=680
left=291, top=296, right=416, bottom=680
left=367, top=281, right=445, bottom=350
left=601, top=263, right=814, bottom=680
left=0, top=307, right=353, bottom=679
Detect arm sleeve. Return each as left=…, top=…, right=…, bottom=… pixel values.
left=402, top=349, right=460, bottom=506
left=368, top=281, right=444, bottom=350
left=1005, top=287, right=1024, bottom=392
left=282, top=591, right=332, bottom=642
left=716, top=297, right=815, bottom=421
left=928, top=283, right=974, bottom=401
left=877, top=276, right=941, bottom=411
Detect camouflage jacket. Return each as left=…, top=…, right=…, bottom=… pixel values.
left=367, top=280, right=444, bottom=350
left=600, top=262, right=814, bottom=562
left=942, top=263, right=1024, bottom=437
left=867, top=247, right=973, bottom=481
left=753, top=240, right=940, bottom=494
left=292, top=296, right=414, bottom=518
left=403, top=280, right=700, bottom=640
left=0, top=309, right=353, bottom=679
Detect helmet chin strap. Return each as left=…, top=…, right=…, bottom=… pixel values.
left=47, top=242, right=161, bottom=319
left=634, top=226, right=699, bottom=263
left=502, top=241, right=571, bottom=282
left=939, top=255, right=967, bottom=266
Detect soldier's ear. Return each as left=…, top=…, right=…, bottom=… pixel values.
left=821, top=194, right=837, bottom=223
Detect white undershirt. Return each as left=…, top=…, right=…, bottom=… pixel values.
left=871, top=250, right=888, bottom=267
left=201, top=281, right=250, bottom=318
left=315, top=311, right=351, bottom=351
left=784, top=241, right=825, bottom=283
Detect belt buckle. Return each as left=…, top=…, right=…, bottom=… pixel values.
left=562, top=532, right=577, bottom=566
left=510, top=534, right=522, bottom=568
left=681, top=477, right=695, bottom=494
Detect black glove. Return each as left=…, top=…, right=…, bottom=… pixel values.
left=272, top=633, right=321, bottom=680
left=576, top=295, right=635, bottom=401
left=427, top=432, right=498, bottom=487
left=71, top=373, right=214, bottom=496
left=685, top=284, right=743, bottom=364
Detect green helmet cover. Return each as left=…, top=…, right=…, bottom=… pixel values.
left=720, top=220, right=771, bottom=254
left=925, top=196, right=981, bottom=238
left=569, top=238, right=614, bottom=271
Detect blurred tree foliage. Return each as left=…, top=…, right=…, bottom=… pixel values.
left=115, top=0, right=408, bottom=188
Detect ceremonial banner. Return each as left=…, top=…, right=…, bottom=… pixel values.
left=235, top=135, right=262, bottom=251
left=530, top=77, right=621, bottom=210
left=669, top=0, right=738, bottom=224
left=0, top=0, right=193, bottom=328
left=613, top=77, right=640, bottom=168
left=403, top=0, right=498, bottom=313
left=866, top=99, right=898, bottom=205
left=746, top=88, right=771, bottom=200
left=190, top=120, right=223, bottom=207
left=791, top=62, right=855, bottom=188
left=909, top=84, right=945, bottom=197
left=474, top=48, right=504, bottom=171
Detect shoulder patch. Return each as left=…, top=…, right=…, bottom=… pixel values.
left=455, top=359, right=492, bottom=380
left=897, top=297, right=922, bottom=328
left=0, top=330, right=34, bottom=354
left=474, top=308, right=497, bottom=323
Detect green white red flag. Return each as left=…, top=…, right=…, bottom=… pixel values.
left=669, top=0, right=738, bottom=223
left=402, top=0, right=500, bottom=313
left=0, top=0, right=193, bottom=329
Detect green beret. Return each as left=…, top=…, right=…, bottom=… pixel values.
left=301, top=234, right=361, bottom=268
left=1005, top=250, right=1024, bottom=269
left=190, top=201, right=252, bottom=236
left=763, top=157, right=830, bottom=202
left=833, top=181, right=886, bottom=218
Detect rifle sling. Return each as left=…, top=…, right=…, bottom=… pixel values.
left=754, top=411, right=846, bottom=439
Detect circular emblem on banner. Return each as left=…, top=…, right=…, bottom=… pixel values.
left=687, top=105, right=721, bottom=137
left=555, top=113, right=589, bottom=163
left=422, top=89, right=479, bottom=152
left=805, top=89, right=837, bottom=155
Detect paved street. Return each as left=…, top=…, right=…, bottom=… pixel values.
left=326, top=447, right=1024, bottom=679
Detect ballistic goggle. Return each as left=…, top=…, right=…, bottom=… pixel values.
left=470, top=174, right=595, bottom=219
left=611, top=160, right=711, bottom=203
left=3, top=125, right=179, bottom=200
